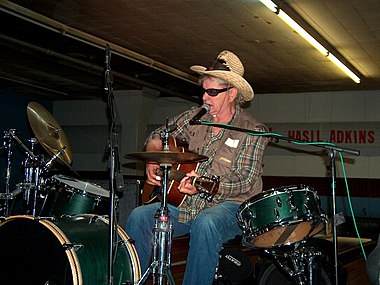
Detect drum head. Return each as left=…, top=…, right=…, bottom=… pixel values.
left=0, top=216, right=74, bottom=284
left=53, top=175, right=110, bottom=197
left=0, top=215, right=141, bottom=285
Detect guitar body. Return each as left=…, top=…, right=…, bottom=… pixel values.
left=165, top=162, right=198, bottom=207
left=141, top=136, right=196, bottom=207
left=141, top=161, right=197, bottom=207
left=141, top=136, right=218, bottom=207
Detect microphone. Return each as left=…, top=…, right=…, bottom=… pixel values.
left=189, top=104, right=210, bottom=125
left=115, top=171, right=125, bottom=194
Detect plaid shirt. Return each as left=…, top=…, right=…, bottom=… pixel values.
left=149, top=105, right=268, bottom=222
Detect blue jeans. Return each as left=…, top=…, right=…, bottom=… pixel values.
left=125, top=201, right=242, bottom=285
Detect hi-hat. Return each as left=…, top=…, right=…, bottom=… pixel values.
left=27, top=102, right=73, bottom=167
left=125, top=151, right=208, bottom=164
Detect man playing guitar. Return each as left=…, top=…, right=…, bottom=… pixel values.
left=125, top=50, right=269, bottom=285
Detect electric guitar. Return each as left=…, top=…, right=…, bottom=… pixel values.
left=141, top=137, right=220, bottom=207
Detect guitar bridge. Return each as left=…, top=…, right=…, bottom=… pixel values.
left=195, top=175, right=220, bottom=201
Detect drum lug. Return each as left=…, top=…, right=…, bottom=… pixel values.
left=36, top=216, right=57, bottom=222
left=275, top=197, right=282, bottom=207
left=287, top=193, right=298, bottom=215
left=89, top=215, right=100, bottom=224
left=63, top=242, right=84, bottom=252
left=274, top=207, right=280, bottom=220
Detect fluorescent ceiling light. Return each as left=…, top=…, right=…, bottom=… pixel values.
left=327, top=53, right=361, bottom=83
left=259, top=0, right=361, bottom=83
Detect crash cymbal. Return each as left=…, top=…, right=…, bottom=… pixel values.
left=125, top=151, right=208, bottom=164
left=27, top=102, right=73, bottom=167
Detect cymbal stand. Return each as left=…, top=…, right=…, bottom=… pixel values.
left=14, top=133, right=45, bottom=216
left=22, top=138, right=39, bottom=216
left=137, top=129, right=175, bottom=285
left=104, top=44, right=125, bottom=285
left=1, top=129, right=15, bottom=216
left=328, top=149, right=339, bottom=285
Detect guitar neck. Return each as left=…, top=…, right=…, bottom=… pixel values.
left=168, top=168, right=187, bottom=182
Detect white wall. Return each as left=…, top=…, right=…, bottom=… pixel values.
left=247, top=90, right=380, bottom=178
left=53, top=89, right=380, bottom=179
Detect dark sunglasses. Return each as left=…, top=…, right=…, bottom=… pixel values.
left=200, top=86, right=232, bottom=97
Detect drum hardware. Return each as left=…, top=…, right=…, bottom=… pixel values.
left=261, top=241, right=323, bottom=285
left=127, top=127, right=176, bottom=285
left=102, top=44, right=128, bottom=285
left=63, top=242, right=84, bottom=252
left=1, top=129, right=41, bottom=216
left=2, top=129, right=17, bottom=216
left=256, top=237, right=347, bottom=285
left=0, top=186, right=23, bottom=200
left=326, top=146, right=359, bottom=285
left=42, top=145, right=67, bottom=171
left=0, top=103, right=76, bottom=217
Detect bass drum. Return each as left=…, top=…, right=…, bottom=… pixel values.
left=0, top=214, right=141, bottom=285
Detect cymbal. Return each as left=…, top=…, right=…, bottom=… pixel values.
left=125, top=151, right=208, bottom=164
left=27, top=102, right=73, bottom=167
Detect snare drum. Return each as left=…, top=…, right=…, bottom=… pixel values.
left=237, top=185, right=325, bottom=248
left=48, top=175, right=111, bottom=217
left=0, top=214, right=141, bottom=285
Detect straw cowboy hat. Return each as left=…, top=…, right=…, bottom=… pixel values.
left=190, top=50, right=254, bottom=101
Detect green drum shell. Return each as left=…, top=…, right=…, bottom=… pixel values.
left=44, top=175, right=112, bottom=217
left=0, top=214, right=141, bottom=285
left=48, top=188, right=111, bottom=217
left=237, top=185, right=325, bottom=248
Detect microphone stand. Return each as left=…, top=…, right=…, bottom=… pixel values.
left=104, top=44, right=124, bottom=285
left=191, top=119, right=360, bottom=285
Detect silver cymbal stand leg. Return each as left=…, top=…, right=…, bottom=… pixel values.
left=2, top=130, right=15, bottom=216
left=138, top=162, right=175, bottom=285
left=137, top=125, right=176, bottom=285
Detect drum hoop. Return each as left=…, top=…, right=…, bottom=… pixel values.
left=39, top=218, right=82, bottom=285
left=57, top=187, right=104, bottom=200
left=53, top=175, right=109, bottom=198
left=251, top=215, right=316, bottom=235
left=238, top=187, right=318, bottom=215
left=256, top=188, right=315, bottom=202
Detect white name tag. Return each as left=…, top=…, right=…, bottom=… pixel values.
left=225, top=138, right=239, bottom=148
